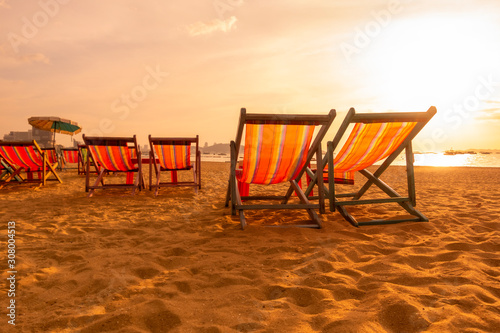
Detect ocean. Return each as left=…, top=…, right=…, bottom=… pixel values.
left=199, top=152, right=500, bottom=168
left=397, top=152, right=500, bottom=168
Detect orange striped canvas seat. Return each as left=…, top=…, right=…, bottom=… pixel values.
left=238, top=123, right=316, bottom=185
left=310, top=107, right=436, bottom=227
left=0, top=141, right=62, bottom=187
left=226, top=108, right=336, bottom=229
left=331, top=121, right=417, bottom=184
left=83, top=135, right=143, bottom=197
left=154, top=141, right=191, bottom=170
left=87, top=145, right=136, bottom=171
left=148, top=136, right=201, bottom=196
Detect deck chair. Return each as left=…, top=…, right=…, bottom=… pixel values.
left=0, top=140, right=62, bottom=188
left=42, top=148, right=59, bottom=164
left=77, top=144, right=98, bottom=176
left=82, top=135, right=144, bottom=197
left=307, top=106, right=436, bottom=227
left=148, top=135, right=201, bottom=196
left=61, top=147, right=79, bottom=170
left=225, top=108, right=336, bottom=229
left=1, top=158, right=24, bottom=183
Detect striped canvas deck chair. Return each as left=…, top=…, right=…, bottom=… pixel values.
left=77, top=144, right=98, bottom=176
left=0, top=158, right=23, bottom=183
left=0, top=140, right=62, bottom=188
left=82, top=135, right=144, bottom=197
left=42, top=147, right=61, bottom=171
left=42, top=148, right=59, bottom=164
left=225, top=108, right=336, bottom=229
left=307, top=106, right=436, bottom=227
left=61, top=147, right=79, bottom=170
left=148, top=135, right=201, bottom=196
left=0, top=158, right=7, bottom=181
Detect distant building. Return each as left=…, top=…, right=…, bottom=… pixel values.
left=32, top=127, right=53, bottom=147
left=3, top=127, right=53, bottom=147
left=3, top=130, right=32, bottom=142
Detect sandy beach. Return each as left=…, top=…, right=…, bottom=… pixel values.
left=1, top=162, right=499, bottom=332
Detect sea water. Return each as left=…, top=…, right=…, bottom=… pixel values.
left=200, top=152, right=500, bottom=168
left=393, top=152, right=500, bottom=168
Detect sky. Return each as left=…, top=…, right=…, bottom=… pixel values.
left=1, top=0, right=500, bottom=151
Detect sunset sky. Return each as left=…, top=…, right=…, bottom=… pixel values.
left=1, top=0, right=500, bottom=151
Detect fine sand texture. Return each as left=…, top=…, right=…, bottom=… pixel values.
left=1, top=163, right=499, bottom=332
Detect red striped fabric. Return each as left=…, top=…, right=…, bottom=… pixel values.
left=154, top=144, right=191, bottom=170
left=43, top=149, right=58, bottom=164
left=239, top=123, right=315, bottom=185
left=63, top=150, right=79, bottom=163
left=87, top=145, right=136, bottom=171
left=0, top=145, right=43, bottom=170
left=130, top=148, right=138, bottom=159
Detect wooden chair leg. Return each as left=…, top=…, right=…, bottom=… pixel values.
left=88, top=169, right=105, bottom=197
left=155, top=169, right=161, bottom=196
left=290, top=180, right=322, bottom=228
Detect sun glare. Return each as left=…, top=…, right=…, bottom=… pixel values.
left=359, top=13, right=499, bottom=111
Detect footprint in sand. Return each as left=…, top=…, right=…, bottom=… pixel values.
left=378, top=300, right=430, bottom=333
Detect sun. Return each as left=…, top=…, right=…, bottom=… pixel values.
left=358, top=13, right=500, bottom=112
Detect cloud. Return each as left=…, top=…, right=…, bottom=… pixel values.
left=186, top=16, right=237, bottom=36
left=0, top=52, right=50, bottom=69
left=476, top=102, right=500, bottom=121
left=18, top=53, right=50, bottom=64
left=479, top=113, right=500, bottom=121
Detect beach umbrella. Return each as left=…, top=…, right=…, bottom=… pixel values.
left=28, top=116, right=82, bottom=146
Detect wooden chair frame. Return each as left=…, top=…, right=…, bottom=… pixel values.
left=306, top=106, right=437, bottom=227
left=1, top=158, right=24, bottom=183
left=77, top=144, right=98, bottom=176
left=83, top=135, right=144, bottom=197
left=225, top=108, right=336, bottom=229
left=0, top=140, right=62, bottom=188
left=148, top=135, right=201, bottom=196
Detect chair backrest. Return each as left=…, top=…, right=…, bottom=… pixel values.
left=149, top=136, right=198, bottom=170
left=78, top=144, right=89, bottom=161
left=0, top=141, right=44, bottom=170
left=235, top=108, right=336, bottom=185
left=82, top=135, right=139, bottom=172
left=329, top=107, right=437, bottom=183
left=42, top=148, right=58, bottom=164
left=62, top=148, right=79, bottom=163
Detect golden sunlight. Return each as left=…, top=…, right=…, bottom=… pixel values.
left=359, top=13, right=498, bottom=111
